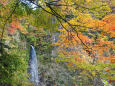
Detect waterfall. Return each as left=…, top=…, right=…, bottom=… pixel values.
left=28, top=45, right=39, bottom=86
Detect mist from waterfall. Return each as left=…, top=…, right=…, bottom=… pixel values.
left=28, top=45, right=39, bottom=86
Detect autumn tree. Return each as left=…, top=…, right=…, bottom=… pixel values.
left=0, top=0, right=115, bottom=86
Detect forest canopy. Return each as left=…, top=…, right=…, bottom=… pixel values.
left=0, top=0, right=115, bottom=86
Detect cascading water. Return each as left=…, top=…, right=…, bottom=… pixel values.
left=28, top=45, right=39, bottom=86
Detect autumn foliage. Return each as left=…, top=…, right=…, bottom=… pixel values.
left=0, top=0, right=115, bottom=85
